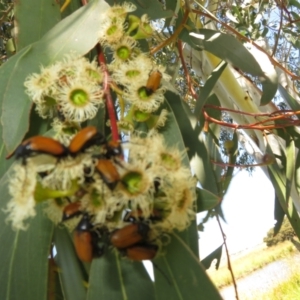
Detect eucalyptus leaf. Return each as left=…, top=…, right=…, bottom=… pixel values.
left=164, top=91, right=219, bottom=195
left=14, top=0, right=61, bottom=50
left=278, top=84, right=300, bottom=118
left=154, top=233, right=222, bottom=300
left=295, top=149, right=300, bottom=196
left=285, top=137, right=295, bottom=202
left=190, top=29, right=262, bottom=75
left=189, top=29, right=278, bottom=105
left=201, top=244, right=223, bottom=270
left=267, top=144, right=300, bottom=240
left=0, top=168, right=54, bottom=300
left=87, top=250, right=155, bottom=300
left=274, top=195, right=285, bottom=236
left=289, top=0, right=300, bottom=9
left=160, top=98, right=199, bottom=254
left=54, top=227, right=88, bottom=300
left=196, top=187, right=221, bottom=212
left=194, top=61, right=227, bottom=118
left=105, top=0, right=173, bottom=19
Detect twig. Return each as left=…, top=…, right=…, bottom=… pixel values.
left=204, top=104, right=300, bottom=117
left=216, top=214, right=239, bottom=300
left=192, top=9, right=300, bottom=81
left=275, top=0, right=292, bottom=23
left=177, top=40, right=197, bottom=99
left=150, top=0, right=191, bottom=55
left=210, top=160, right=270, bottom=168
left=271, top=1, right=284, bottom=57
left=288, top=18, right=300, bottom=24
left=203, top=110, right=300, bottom=130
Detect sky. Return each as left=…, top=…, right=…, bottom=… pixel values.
left=198, top=167, right=275, bottom=259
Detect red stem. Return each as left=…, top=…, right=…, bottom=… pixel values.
left=79, top=0, right=119, bottom=141
left=203, top=110, right=300, bottom=130
left=96, top=44, right=119, bottom=141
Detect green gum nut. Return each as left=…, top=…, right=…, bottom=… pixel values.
left=70, top=89, right=88, bottom=106
left=126, top=69, right=141, bottom=79
left=122, top=171, right=144, bottom=195
left=161, top=152, right=179, bottom=170
left=116, top=45, right=131, bottom=60
left=133, top=108, right=151, bottom=122
left=131, top=23, right=153, bottom=40
left=34, top=180, right=78, bottom=203
left=126, top=15, right=140, bottom=34
left=138, top=86, right=149, bottom=100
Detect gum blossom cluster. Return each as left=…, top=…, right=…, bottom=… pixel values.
left=24, top=2, right=170, bottom=136
left=5, top=131, right=196, bottom=247
left=4, top=3, right=196, bottom=257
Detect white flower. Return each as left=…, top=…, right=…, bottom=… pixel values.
left=4, top=163, right=38, bottom=230
left=24, top=64, right=61, bottom=102
left=56, top=79, right=103, bottom=122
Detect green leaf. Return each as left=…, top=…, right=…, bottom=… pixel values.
left=196, top=187, right=221, bottom=212
left=189, top=29, right=278, bottom=105
left=87, top=250, right=155, bottom=300
left=201, top=244, right=223, bottom=270
left=53, top=227, right=87, bottom=300
left=266, top=144, right=300, bottom=240
left=157, top=94, right=217, bottom=298
left=0, top=168, right=54, bottom=300
left=160, top=100, right=190, bottom=167
left=24, top=108, right=51, bottom=139
left=295, top=148, right=300, bottom=196
left=165, top=0, right=178, bottom=11
left=273, top=195, right=285, bottom=236
left=0, top=124, right=14, bottom=180
left=106, top=0, right=173, bottom=19
left=194, top=61, right=227, bottom=118
left=160, top=98, right=199, bottom=255
left=278, top=84, right=300, bottom=118
left=289, top=0, right=300, bottom=9
left=61, top=0, right=82, bottom=18
left=87, top=105, right=106, bottom=134
left=154, top=233, right=222, bottom=300
left=190, top=29, right=262, bottom=75
left=14, top=0, right=61, bottom=50
left=285, top=137, right=295, bottom=202
left=164, top=91, right=198, bottom=160
left=0, top=0, right=110, bottom=155
left=260, top=74, right=278, bottom=106
left=164, top=91, right=219, bottom=195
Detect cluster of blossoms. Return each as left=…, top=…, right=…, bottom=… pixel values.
left=24, top=2, right=170, bottom=135
left=24, top=56, right=104, bottom=122
left=5, top=131, right=196, bottom=252
left=5, top=3, right=196, bottom=260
